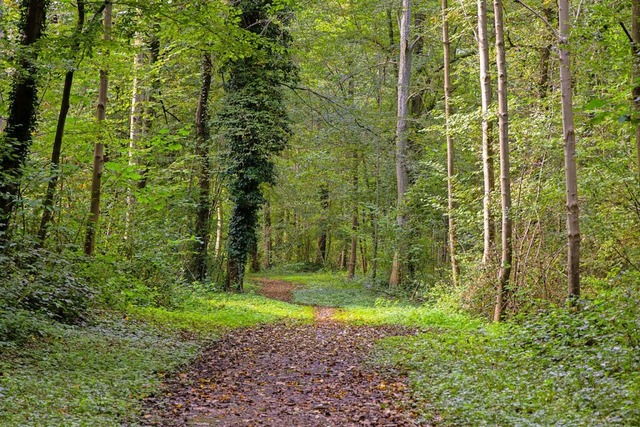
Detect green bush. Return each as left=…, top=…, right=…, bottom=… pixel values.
left=0, top=246, right=94, bottom=326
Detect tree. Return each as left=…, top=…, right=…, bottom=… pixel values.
left=442, top=0, right=459, bottom=286
left=493, top=0, right=513, bottom=322
left=0, top=0, right=48, bottom=238
left=38, top=1, right=107, bottom=245
left=559, top=0, right=580, bottom=299
left=477, top=0, right=495, bottom=264
left=221, top=0, right=296, bottom=291
left=390, top=0, right=412, bottom=287
left=84, top=1, right=111, bottom=256
left=189, top=54, right=214, bottom=282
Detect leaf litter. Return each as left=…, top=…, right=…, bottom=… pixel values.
left=139, top=279, right=425, bottom=426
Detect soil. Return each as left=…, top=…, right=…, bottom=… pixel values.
left=139, top=279, right=424, bottom=426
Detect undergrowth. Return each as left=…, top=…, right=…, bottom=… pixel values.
left=0, top=290, right=311, bottom=426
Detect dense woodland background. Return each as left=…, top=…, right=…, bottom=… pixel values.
left=2, top=0, right=640, bottom=425
left=2, top=0, right=640, bottom=328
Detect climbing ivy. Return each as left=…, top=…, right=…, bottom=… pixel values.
left=218, top=0, right=297, bottom=291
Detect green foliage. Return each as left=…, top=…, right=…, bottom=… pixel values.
left=0, top=289, right=312, bottom=426
left=0, top=244, right=94, bottom=335
left=375, top=285, right=640, bottom=425
left=219, top=0, right=297, bottom=289
left=0, top=315, right=201, bottom=427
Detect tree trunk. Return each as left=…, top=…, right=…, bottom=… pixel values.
left=559, top=0, right=581, bottom=300
left=125, top=29, right=145, bottom=244
left=0, top=0, right=48, bottom=238
left=493, top=0, right=513, bottom=322
left=262, top=201, right=271, bottom=268
left=215, top=202, right=223, bottom=257
left=632, top=0, right=640, bottom=178
left=477, top=0, right=495, bottom=264
left=442, top=0, right=460, bottom=286
left=348, top=152, right=358, bottom=280
left=316, top=186, right=328, bottom=265
left=84, top=2, right=111, bottom=256
left=190, top=54, right=213, bottom=282
left=390, top=0, right=412, bottom=287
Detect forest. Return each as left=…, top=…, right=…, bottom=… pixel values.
left=1, top=0, right=639, bottom=425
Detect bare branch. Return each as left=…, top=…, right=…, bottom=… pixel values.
left=513, top=0, right=562, bottom=41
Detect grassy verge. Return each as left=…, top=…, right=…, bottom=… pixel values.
left=255, top=272, right=640, bottom=426
left=249, top=270, right=402, bottom=307
left=0, top=292, right=312, bottom=427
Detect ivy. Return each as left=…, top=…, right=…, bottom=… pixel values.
left=218, top=0, right=297, bottom=291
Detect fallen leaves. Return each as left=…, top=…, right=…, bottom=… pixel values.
left=140, top=321, right=421, bottom=426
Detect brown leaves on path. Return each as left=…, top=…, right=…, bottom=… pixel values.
left=140, top=278, right=425, bottom=426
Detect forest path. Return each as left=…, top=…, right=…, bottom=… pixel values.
left=140, top=279, right=423, bottom=426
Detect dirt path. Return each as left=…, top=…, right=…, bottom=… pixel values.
left=140, top=279, right=422, bottom=426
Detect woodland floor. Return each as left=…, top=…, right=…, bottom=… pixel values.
left=139, top=279, right=423, bottom=426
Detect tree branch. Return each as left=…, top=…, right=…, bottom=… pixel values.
left=513, top=0, right=562, bottom=41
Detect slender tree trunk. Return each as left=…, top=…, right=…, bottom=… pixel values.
left=559, top=0, right=581, bottom=299
left=190, top=54, right=213, bottom=282
left=348, top=152, right=358, bottom=280
left=390, top=0, right=412, bottom=287
left=215, top=202, right=223, bottom=257
left=317, top=186, right=328, bottom=265
left=632, top=0, right=640, bottom=178
left=0, top=0, right=48, bottom=238
left=84, top=2, right=111, bottom=256
left=125, top=30, right=145, bottom=244
left=477, top=0, right=495, bottom=264
left=493, top=0, right=513, bottom=322
left=442, top=0, right=460, bottom=286
left=262, top=201, right=271, bottom=268
left=39, top=2, right=107, bottom=245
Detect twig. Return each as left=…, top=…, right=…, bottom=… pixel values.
left=620, top=21, right=634, bottom=44
left=513, top=0, right=562, bottom=41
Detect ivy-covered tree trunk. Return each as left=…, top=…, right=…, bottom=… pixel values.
left=189, top=54, right=213, bottom=282
left=221, top=0, right=296, bottom=292
left=0, top=0, right=48, bottom=239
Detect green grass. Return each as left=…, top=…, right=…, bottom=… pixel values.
left=0, top=291, right=312, bottom=427
left=249, top=271, right=403, bottom=308
left=130, top=292, right=314, bottom=332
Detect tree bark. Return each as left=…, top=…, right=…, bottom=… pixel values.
left=390, top=0, right=412, bottom=287
left=559, top=0, right=581, bottom=299
left=442, top=0, right=460, bottom=286
left=84, top=2, right=111, bottom=256
left=0, top=0, right=48, bottom=238
left=190, top=54, right=213, bottom=282
left=493, top=0, right=513, bottom=322
left=477, top=0, right=495, bottom=264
